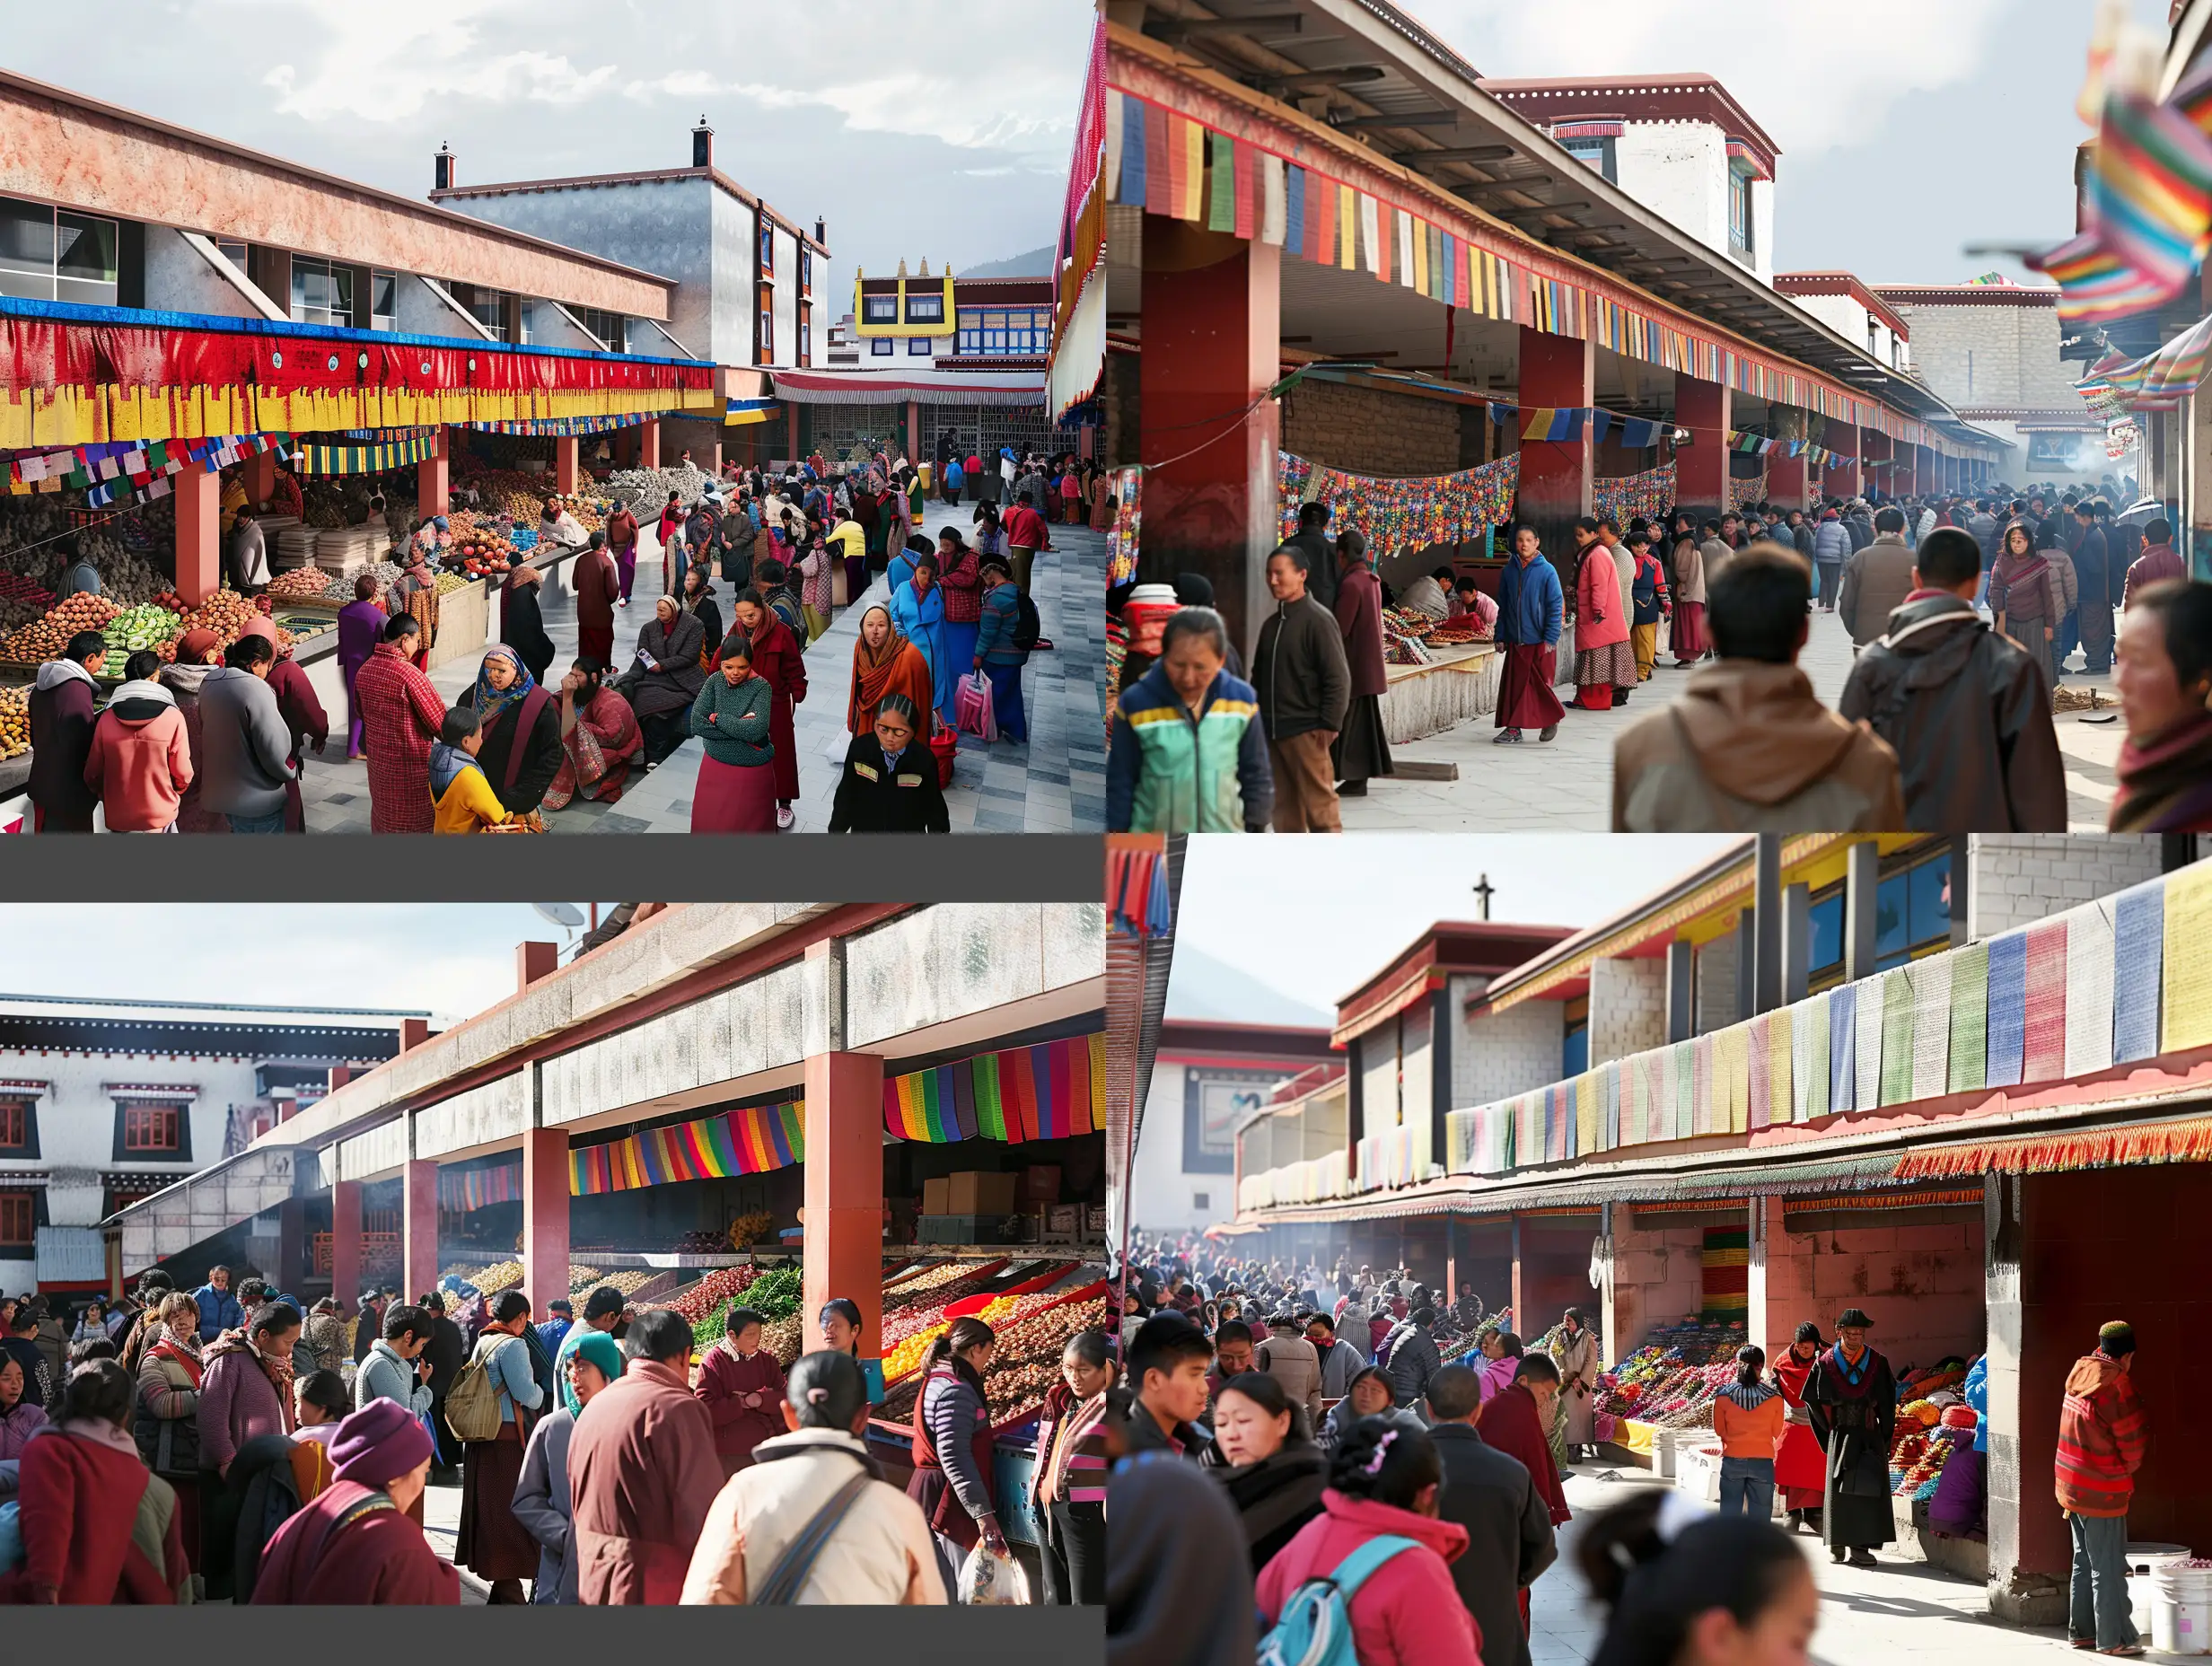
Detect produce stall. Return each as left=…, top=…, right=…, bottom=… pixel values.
left=1377, top=605, right=1499, bottom=746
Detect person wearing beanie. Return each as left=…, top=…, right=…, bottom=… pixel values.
left=2058, top=1320, right=2147, bottom=1654
left=250, top=1398, right=458, bottom=1604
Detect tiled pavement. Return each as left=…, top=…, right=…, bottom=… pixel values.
left=299, top=521, right=1107, bottom=835
left=1339, top=601, right=2123, bottom=832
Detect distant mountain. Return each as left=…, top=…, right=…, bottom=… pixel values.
left=1165, top=945, right=1333, bottom=1030
left=960, top=245, right=1055, bottom=279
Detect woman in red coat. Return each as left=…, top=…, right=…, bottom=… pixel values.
left=1769, top=1321, right=1828, bottom=1534
left=4, top=1359, right=189, bottom=1604
left=692, top=1306, right=786, bottom=1479
left=729, top=589, right=807, bottom=829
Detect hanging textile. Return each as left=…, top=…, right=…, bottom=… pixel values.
left=293, top=432, right=442, bottom=475
left=567, top=1100, right=804, bottom=1196
left=441, top=1162, right=522, bottom=1212
left=882, top=1032, right=1108, bottom=1143
left=1107, top=841, right=1172, bottom=938
left=1277, top=449, right=1516, bottom=552
left=1701, top=1225, right=1749, bottom=1320
left=1593, top=465, right=1675, bottom=528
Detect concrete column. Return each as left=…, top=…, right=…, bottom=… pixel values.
left=1781, top=881, right=1812, bottom=1004
left=174, top=460, right=221, bottom=607
left=402, top=1157, right=439, bottom=1303
left=1518, top=328, right=1595, bottom=563
left=522, top=1127, right=569, bottom=1314
left=1744, top=1197, right=1771, bottom=1360
left=1140, top=217, right=1281, bottom=656
left=1751, top=833, right=1783, bottom=1016
left=1821, top=417, right=1862, bottom=502
left=803, top=1050, right=886, bottom=1377
left=106, top=1232, right=124, bottom=1303
left=1674, top=373, right=1732, bottom=528
left=331, top=1179, right=362, bottom=1312
left=417, top=428, right=449, bottom=518
left=1664, top=939, right=1693, bottom=1044
left=245, top=450, right=276, bottom=505
left=638, top=417, right=661, bottom=469
left=554, top=436, right=579, bottom=495
left=1845, top=839, right=1881, bottom=985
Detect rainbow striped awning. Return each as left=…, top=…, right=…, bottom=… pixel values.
left=568, top=1100, right=804, bottom=1197
left=883, top=1033, right=1108, bottom=1144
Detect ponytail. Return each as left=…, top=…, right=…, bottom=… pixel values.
left=919, top=1316, right=996, bottom=1398
left=1579, top=1495, right=1808, bottom=1666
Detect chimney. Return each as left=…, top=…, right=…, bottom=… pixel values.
left=400, top=1018, right=430, bottom=1054
left=434, top=142, right=455, bottom=193
left=693, top=116, right=714, bottom=170
left=517, top=940, right=558, bottom=994
left=815, top=217, right=827, bottom=247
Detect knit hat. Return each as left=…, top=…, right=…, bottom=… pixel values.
left=176, top=627, right=221, bottom=664
left=329, top=1397, right=434, bottom=1486
left=2100, top=1320, right=2135, bottom=1355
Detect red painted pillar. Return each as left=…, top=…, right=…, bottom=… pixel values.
left=522, top=1127, right=569, bottom=1316
left=331, top=1179, right=362, bottom=1312
left=803, top=1049, right=886, bottom=1378
left=555, top=436, right=579, bottom=495
left=1673, top=372, right=1732, bottom=526
left=905, top=399, right=920, bottom=464
left=1517, top=329, right=1593, bottom=560
left=175, top=460, right=221, bottom=607
left=245, top=450, right=276, bottom=505
left=638, top=418, right=661, bottom=469
left=1767, top=446, right=1810, bottom=512
left=417, top=428, right=449, bottom=518
left=402, top=1157, right=439, bottom=1303
left=1140, top=216, right=1281, bottom=657
left=1822, top=419, right=1862, bottom=502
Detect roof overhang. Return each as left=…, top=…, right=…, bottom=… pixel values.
left=769, top=366, right=1048, bottom=407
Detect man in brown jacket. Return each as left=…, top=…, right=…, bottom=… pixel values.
left=1614, top=544, right=1904, bottom=831
left=1838, top=507, right=1917, bottom=648
left=567, top=1309, right=722, bottom=1604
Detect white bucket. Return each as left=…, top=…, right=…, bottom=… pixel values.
left=2154, top=1563, right=2212, bottom=1656
left=1675, top=1440, right=1724, bottom=1504
left=2127, top=1543, right=2191, bottom=1639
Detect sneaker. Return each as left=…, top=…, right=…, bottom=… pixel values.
left=776, top=805, right=794, bottom=830
left=1493, top=728, right=1523, bottom=744
left=1539, top=723, right=1559, bottom=741
left=1848, top=1549, right=1876, bottom=1567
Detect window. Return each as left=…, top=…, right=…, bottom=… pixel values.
left=575, top=307, right=628, bottom=353
left=1560, top=136, right=1618, bottom=183
left=0, top=1192, right=30, bottom=1248
left=905, top=291, right=944, bottom=324
left=1867, top=320, right=1880, bottom=357
left=759, top=223, right=775, bottom=276
left=518, top=300, right=534, bottom=346
left=908, top=336, right=934, bottom=355
left=1874, top=848, right=1952, bottom=971
left=1807, top=892, right=1846, bottom=991
left=0, top=197, right=120, bottom=307
left=863, top=294, right=899, bottom=323
left=1728, top=167, right=1755, bottom=257
left=289, top=256, right=354, bottom=329
left=106, top=1185, right=158, bottom=1215
left=871, top=338, right=894, bottom=356
left=1562, top=995, right=1590, bottom=1078
left=797, top=303, right=811, bottom=368
left=957, top=307, right=983, bottom=355
left=0, top=1101, right=23, bottom=1150
left=1192, top=1192, right=1210, bottom=1212
left=464, top=285, right=509, bottom=342
left=215, top=238, right=250, bottom=280
left=800, top=248, right=813, bottom=296
left=759, top=304, right=775, bottom=359
left=123, top=1102, right=181, bottom=1153
left=370, top=268, right=398, bottom=331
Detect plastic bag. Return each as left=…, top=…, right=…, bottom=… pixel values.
left=954, top=671, right=997, bottom=742
left=956, top=1541, right=1031, bottom=1605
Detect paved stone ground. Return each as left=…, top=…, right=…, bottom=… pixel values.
left=1341, top=605, right=2122, bottom=833
left=298, top=522, right=1106, bottom=835
left=1535, top=1466, right=2094, bottom=1666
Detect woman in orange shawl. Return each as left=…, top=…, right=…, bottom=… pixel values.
left=847, top=603, right=936, bottom=737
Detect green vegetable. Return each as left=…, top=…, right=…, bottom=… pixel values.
left=748, top=1266, right=803, bottom=1321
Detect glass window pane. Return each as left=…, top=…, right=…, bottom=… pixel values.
left=55, top=213, right=117, bottom=285
left=1562, top=1026, right=1588, bottom=1077
left=1808, top=894, right=1844, bottom=972
left=1876, top=950, right=1911, bottom=973
left=1874, top=874, right=1909, bottom=962
left=983, top=311, right=1006, bottom=329
left=0, top=198, right=55, bottom=298
left=373, top=271, right=397, bottom=319
left=1909, top=855, right=1952, bottom=947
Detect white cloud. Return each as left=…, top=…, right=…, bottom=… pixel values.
left=1418, top=0, right=2013, bottom=154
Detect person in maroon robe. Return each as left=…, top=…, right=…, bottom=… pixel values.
left=1330, top=532, right=1394, bottom=796
left=1475, top=1355, right=1570, bottom=1638
left=575, top=531, right=619, bottom=666
left=250, top=1395, right=458, bottom=1605
left=692, top=1306, right=787, bottom=1478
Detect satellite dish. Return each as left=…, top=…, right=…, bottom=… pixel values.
left=532, top=902, right=586, bottom=929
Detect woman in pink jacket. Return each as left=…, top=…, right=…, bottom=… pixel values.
left=1571, top=520, right=1635, bottom=712
left=1255, top=1419, right=1480, bottom=1666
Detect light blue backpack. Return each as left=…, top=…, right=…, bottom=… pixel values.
left=1256, top=1535, right=1418, bottom=1666
left=0, top=1499, right=22, bottom=1574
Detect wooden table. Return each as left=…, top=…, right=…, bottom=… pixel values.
left=1381, top=642, right=1499, bottom=744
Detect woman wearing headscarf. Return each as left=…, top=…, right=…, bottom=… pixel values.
left=688, top=632, right=777, bottom=833
left=728, top=587, right=807, bottom=829
left=544, top=657, right=643, bottom=811
left=467, top=644, right=562, bottom=822
left=501, top=563, right=557, bottom=686
left=624, top=595, right=707, bottom=765
left=574, top=530, right=619, bottom=666
left=158, top=627, right=229, bottom=834
left=680, top=566, right=723, bottom=671
left=890, top=559, right=954, bottom=726
left=512, top=1328, right=622, bottom=1605
left=847, top=603, right=937, bottom=740
left=241, top=614, right=327, bottom=834
left=336, top=574, right=386, bottom=759
left=1555, top=1307, right=1600, bottom=1461
left=797, top=521, right=836, bottom=643
left=391, top=534, right=443, bottom=671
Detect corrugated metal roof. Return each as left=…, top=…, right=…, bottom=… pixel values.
left=35, top=1226, right=103, bottom=1284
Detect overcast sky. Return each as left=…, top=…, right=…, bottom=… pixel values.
left=1170, top=835, right=1741, bottom=1022
left=0, top=903, right=619, bottom=1028
left=1426, top=0, right=2170, bottom=283
left=4, top=1, right=1093, bottom=285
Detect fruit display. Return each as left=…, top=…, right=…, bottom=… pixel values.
left=434, top=571, right=473, bottom=596
left=660, top=1265, right=764, bottom=1333
left=153, top=591, right=294, bottom=662
left=0, top=573, right=54, bottom=636
left=565, top=1265, right=604, bottom=1293
left=0, top=685, right=27, bottom=759
left=106, top=602, right=182, bottom=653
left=323, top=560, right=402, bottom=605
left=1, top=592, right=121, bottom=662
left=879, top=1262, right=1012, bottom=1353
left=268, top=565, right=341, bottom=602
left=728, top=1212, right=775, bottom=1249
left=882, top=1281, right=1087, bottom=1381
left=448, top=515, right=517, bottom=578
left=983, top=1292, right=1110, bottom=1425
left=1590, top=1319, right=1743, bottom=1429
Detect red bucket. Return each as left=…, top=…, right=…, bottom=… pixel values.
left=1123, top=583, right=1181, bottom=658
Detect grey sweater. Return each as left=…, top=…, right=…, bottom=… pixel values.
left=355, top=1338, right=433, bottom=1418
left=512, top=1407, right=579, bottom=1604
left=197, top=666, right=296, bottom=819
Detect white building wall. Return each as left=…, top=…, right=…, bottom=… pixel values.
left=772, top=226, right=801, bottom=369
left=1749, top=178, right=1775, bottom=286
left=1133, top=1058, right=1301, bottom=1233
left=1589, top=957, right=1667, bottom=1068
left=1615, top=122, right=1731, bottom=267
left=1456, top=1001, right=1566, bottom=1106
left=1966, top=836, right=2169, bottom=939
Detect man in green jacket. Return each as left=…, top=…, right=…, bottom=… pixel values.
left=1252, top=544, right=1351, bottom=833
left=1105, top=608, right=1272, bottom=834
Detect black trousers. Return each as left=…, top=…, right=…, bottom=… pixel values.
left=1039, top=1500, right=1105, bottom=1606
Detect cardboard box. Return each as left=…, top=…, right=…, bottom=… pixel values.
left=1019, top=1165, right=1062, bottom=1206
left=1085, top=1205, right=1108, bottom=1236
left=922, top=1177, right=952, bottom=1216
left=946, top=1171, right=1017, bottom=1215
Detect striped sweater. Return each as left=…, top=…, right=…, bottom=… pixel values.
left=2055, top=1352, right=2146, bottom=1517
left=1032, top=1387, right=1108, bottom=1509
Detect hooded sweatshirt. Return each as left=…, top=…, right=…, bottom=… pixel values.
left=1611, top=659, right=1905, bottom=833
left=427, top=741, right=507, bottom=834
left=27, top=657, right=101, bottom=820
left=2055, top=1352, right=2146, bottom=1516
left=83, top=680, right=192, bottom=832
left=197, top=665, right=297, bottom=820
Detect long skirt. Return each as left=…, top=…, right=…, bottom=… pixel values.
left=2005, top=615, right=2056, bottom=693
left=943, top=618, right=981, bottom=683
left=578, top=620, right=614, bottom=665
left=771, top=692, right=800, bottom=802
left=692, top=754, right=778, bottom=831
left=984, top=660, right=1028, bottom=742
left=1672, top=601, right=1708, bottom=662
left=1576, top=639, right=1637, bottom=695
left=458, top=1422, right=539, bottom=1582
left=1823, top=1451, right=1896, bottom=1550
left=1331, top=693, right=1393, bottom=786
left=1497, top=643, right=1567, bottom=731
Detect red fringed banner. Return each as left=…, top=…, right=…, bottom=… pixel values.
left=1894, top=1116, right=2212, bottom=1179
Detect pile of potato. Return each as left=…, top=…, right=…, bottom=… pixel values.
left=1, top=592, right=122, bottom=662
left=0, top=685, right=27, bottom=759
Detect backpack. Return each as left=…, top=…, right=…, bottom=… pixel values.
left=1011, top=589, right=1041, bottom=654
left=444, top=1336, right=511, bottom=1443
left=1257, top=1536, right=1419, bottom=1666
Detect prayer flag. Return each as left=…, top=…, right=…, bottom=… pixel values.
left=1207, top=130, right=1235, bottom=232
left=1260, top=153, right=1287, bottom=246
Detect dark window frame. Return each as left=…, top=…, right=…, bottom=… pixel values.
left=1559, top=136, right=1618, bottom=184
left=110, top=1099, right=192, bottom=1163
left=0, top=1189, right=34, bottom=1247
left=0, top=1097, right=37, bottom=1157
